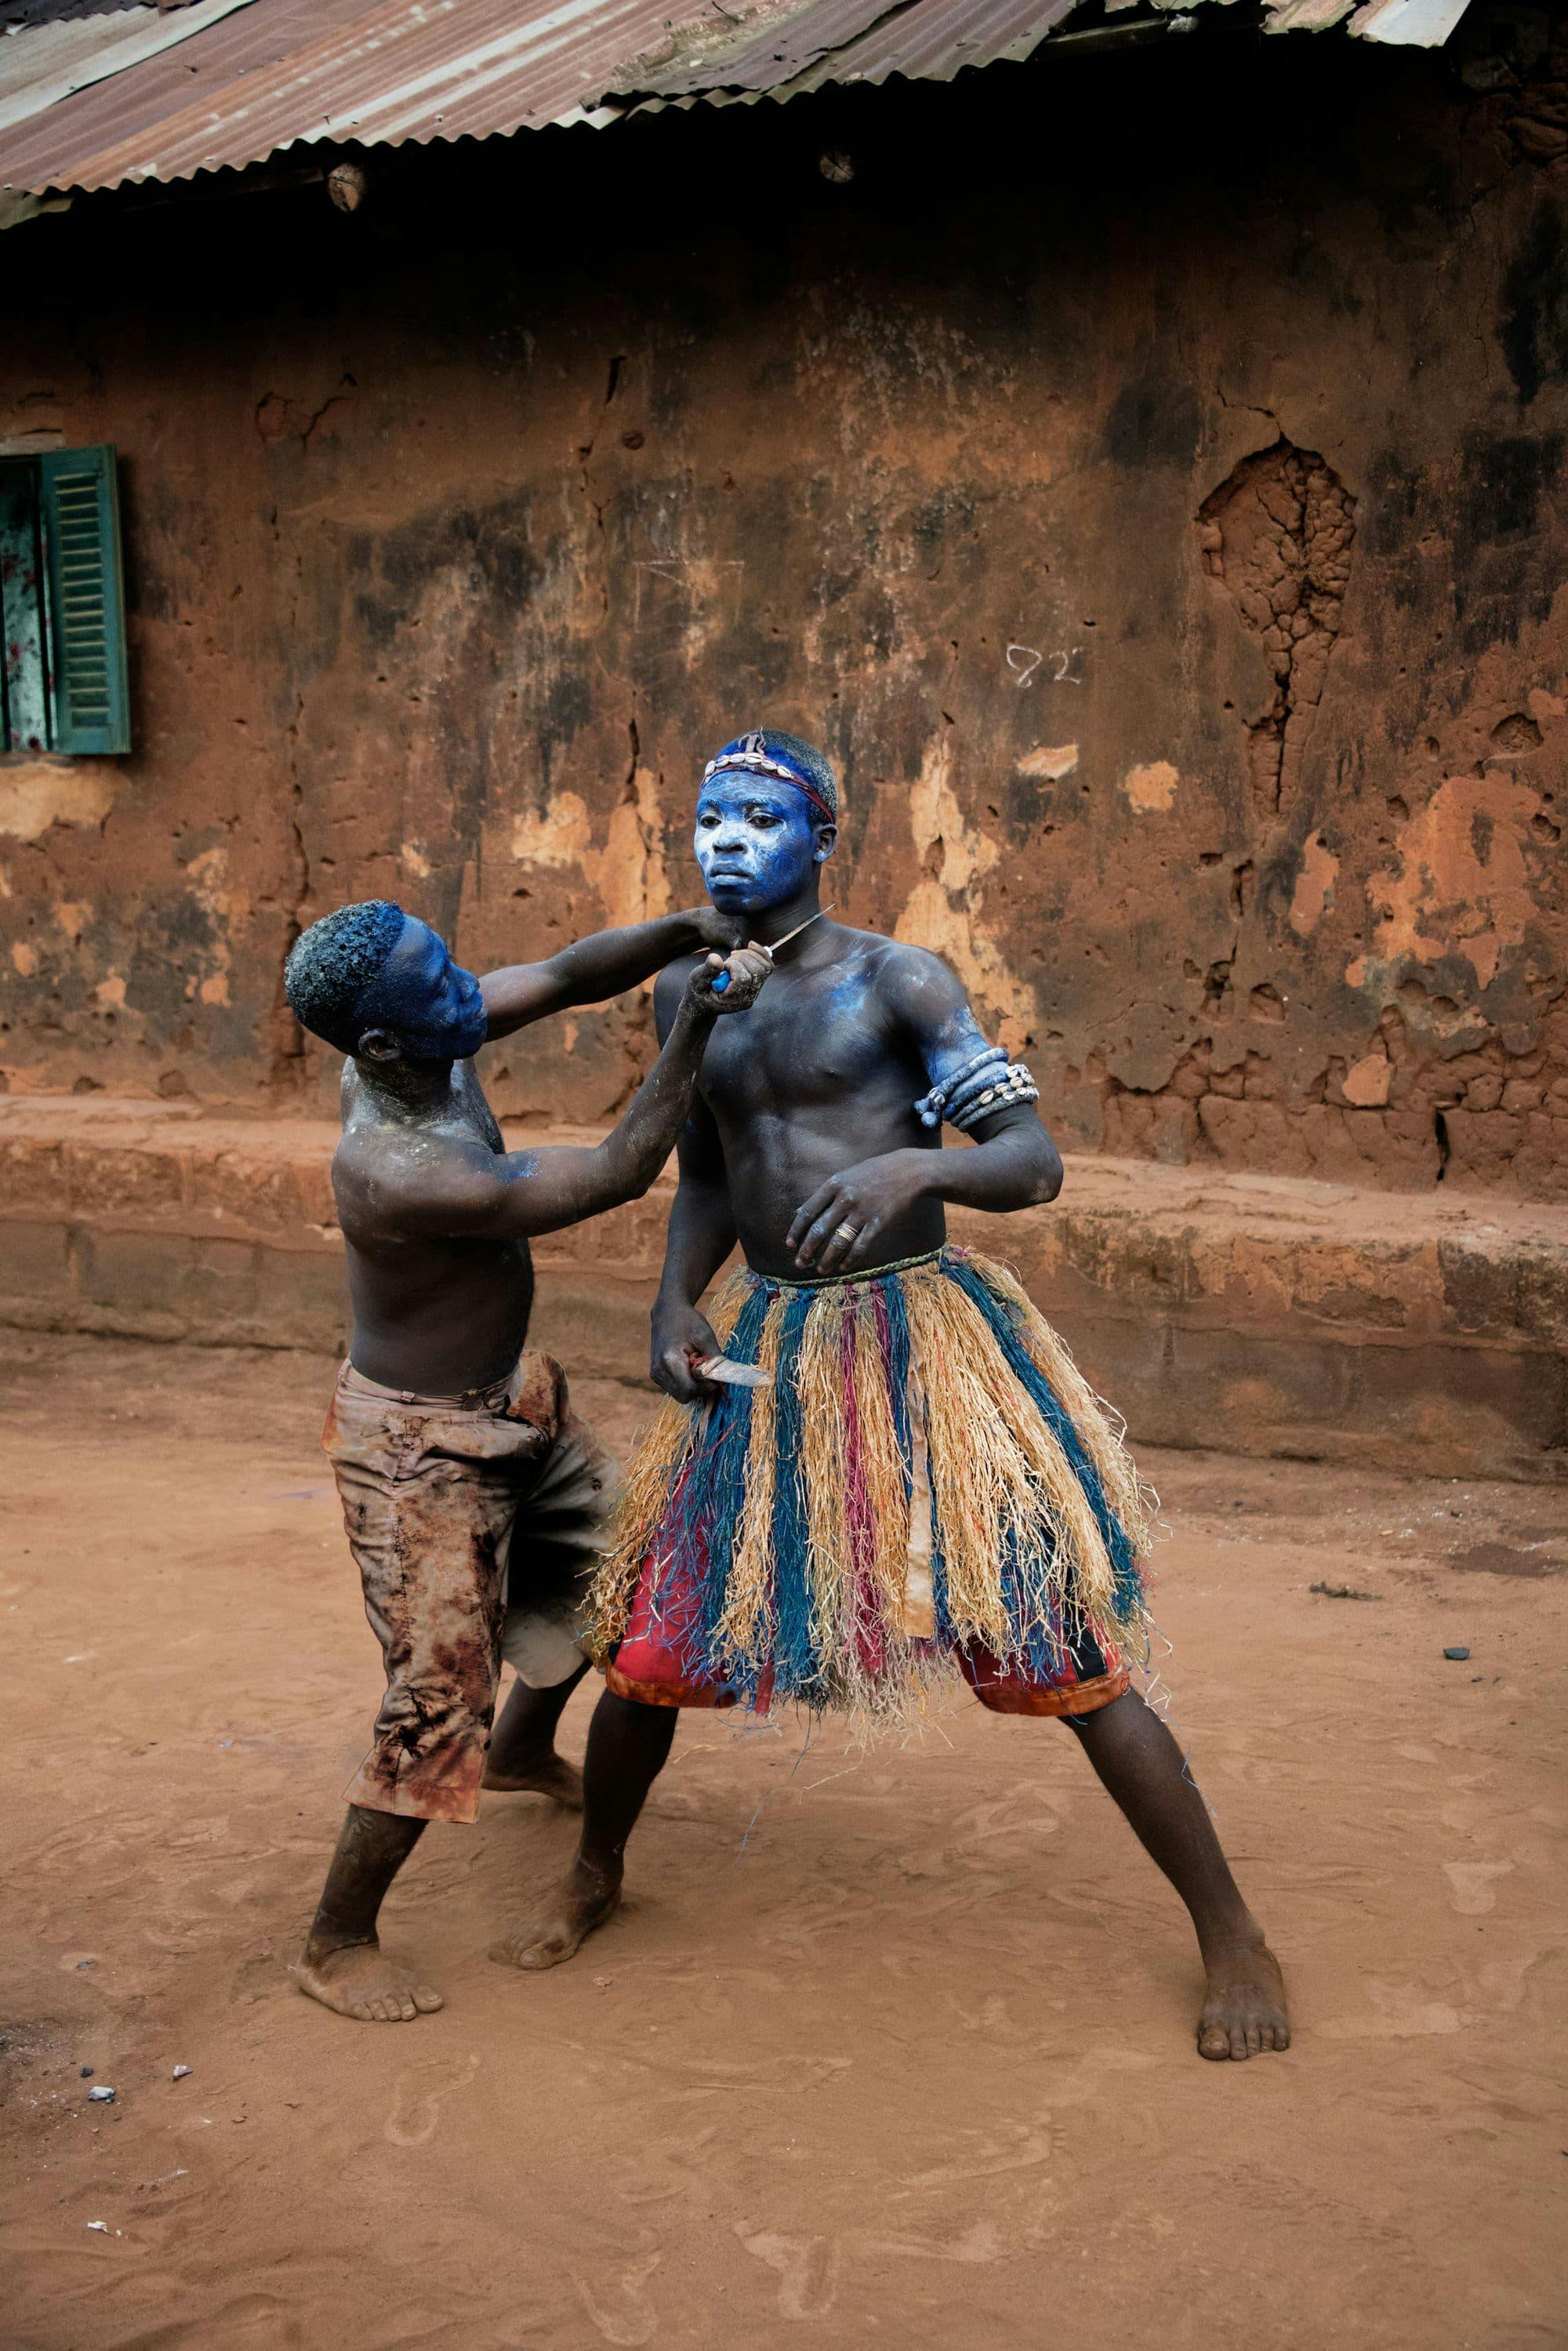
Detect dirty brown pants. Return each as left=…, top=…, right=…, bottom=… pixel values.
left=323, top=1353, right=615, bottom=1825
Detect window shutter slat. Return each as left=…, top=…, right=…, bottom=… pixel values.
left=39, top=444, right=130, bottom=755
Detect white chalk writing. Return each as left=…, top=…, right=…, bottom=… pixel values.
left=1006, top=644, right=1083, bottom=688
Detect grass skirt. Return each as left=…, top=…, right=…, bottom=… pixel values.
left=589, top=1246, right=1152, bottom=1728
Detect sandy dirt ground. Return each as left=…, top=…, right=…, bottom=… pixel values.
left=1, top=1330, right=1563, bottom=2351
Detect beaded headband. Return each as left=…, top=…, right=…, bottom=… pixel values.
left=701, top=732, right=837, bottom=826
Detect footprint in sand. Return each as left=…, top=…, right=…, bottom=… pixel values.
left=1320, top=1979, right=1463, bottom=2038
left=891, top=2118, right=1058, bottom=2197
left=734, top=2222, right=840, bottom=2320
left=859, top=2219, right=1002, bottom=2266
left=572, top=2246, right=662, bottom=2345
left=1466, top=1945, right=1552, bottom=2020
left=942, top=1989, right=1020, bottom=2038
left=1443, top=1860, right=1514, bottom=1915
left=383, top=2050, right=481, bottom=2147
left=948, top=1791, right=1063, bottom=1847
left=122, top=2294, right=303, bottom=2348
left=206, top=2294, right=306, bottom=2346
left=681, top=2052, right=851, bottom=2095
left=615, top=2122, right=720, bottom=2208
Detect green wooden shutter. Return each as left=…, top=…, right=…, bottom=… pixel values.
left=39, top=444, right=131, bottom=755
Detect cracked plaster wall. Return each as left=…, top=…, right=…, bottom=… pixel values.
left=1, top=29, right=1565, bottom=1195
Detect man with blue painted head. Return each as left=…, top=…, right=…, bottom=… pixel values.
left=281, top=890, right=772, bottom=2023
left=506, top=725, right=1290, bottom=2067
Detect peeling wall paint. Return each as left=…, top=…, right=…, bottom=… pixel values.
left=893, top=733, right=1036, bottom=1042
left=0, top=38, right=1563, bottom=1195
left=1350, top=771, right=1544, bottom=993
left=1123, top=760, right=1181, bottom=815
left=0, top=760, right=118, bottom=843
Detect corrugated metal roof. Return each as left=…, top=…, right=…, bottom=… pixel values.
left=617, top=0, right=916, bottom=94
left=0, top=0, right=1475, bottom=198
left=0, top=0, right=255, bottom=136
left=0, top=1, right=161, bottom=30
left=624, top=0, right=1079, bottom=103
left=0, top=0, right=674, bottom=190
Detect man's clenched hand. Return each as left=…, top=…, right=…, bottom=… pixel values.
left=687, top=942, right=771, bottom=1014
left=650, top=1297, right=724, bottom=1401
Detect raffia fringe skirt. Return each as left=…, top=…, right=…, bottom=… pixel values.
left=587, top=1246, right=1154, bottom=1729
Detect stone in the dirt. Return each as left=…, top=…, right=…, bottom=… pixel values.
left=88, top=2085, right=115, bottom=2102
left=80, top=2066, right=93, bottom=2077
left=172, top=2065, right=193, bottom=2079
left=86, top=2221, right=109, bottom=2233
left=1443, top=1645, right=1472, bottom=1660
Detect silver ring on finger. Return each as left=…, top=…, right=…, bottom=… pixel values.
left=833, top=1222, right=860, bottom=1247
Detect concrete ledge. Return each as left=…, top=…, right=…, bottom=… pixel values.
left=1, top=1097, right=1564, bottom=1479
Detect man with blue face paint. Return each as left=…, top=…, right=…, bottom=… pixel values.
left=509, top=728, right=1290, bottom=2066
left=281, top=894, right=772, bottom=2022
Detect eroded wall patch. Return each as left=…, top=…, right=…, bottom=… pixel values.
left=0, top=760, right=118, bottom=842
left=1197, top=440, right=1357, bottom=816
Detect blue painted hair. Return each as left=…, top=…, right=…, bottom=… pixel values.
left=284, top=899, right=406, bottom=1052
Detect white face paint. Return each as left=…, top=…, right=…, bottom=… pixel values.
left=694, top=775, right=833, bottom=916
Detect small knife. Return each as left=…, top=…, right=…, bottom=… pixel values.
left=710, top=903, right=834, bottom=992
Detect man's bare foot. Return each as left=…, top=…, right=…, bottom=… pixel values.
left=1197, top=1937, right=1290, bottom=2061
left=490, top=1861, right=622, bottom=1972
left=294, top=1939, right=445, bottom=2023
left=481, top=1751, right=584, bottom=1809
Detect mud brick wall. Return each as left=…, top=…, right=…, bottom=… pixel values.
left=1, top=26, right=1565, bottom=1198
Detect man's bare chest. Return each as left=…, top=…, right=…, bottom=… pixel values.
left=698, top=981, right=913, bottom=1116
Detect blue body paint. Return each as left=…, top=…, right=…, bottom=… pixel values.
left=697, top=771, right=836, bottom=989
left=358, top=916, right=489, bottom=1062
left=695, top=774, right=832, bottom=920
left=920, top=1003, right=997, bottom=1095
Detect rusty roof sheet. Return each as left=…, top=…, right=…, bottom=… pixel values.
left=0, top=0, right=1476, bottom=198
left=621, top=0, right=1080, bottom=102
left=0, top=0, right=670, bottom=190
left=0, top=0, right=255, bottom=136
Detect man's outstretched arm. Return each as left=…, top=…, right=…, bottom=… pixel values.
left=787, top=945, right=1062, bottom=1275
left=481, top=908, right=742, bottom=1039
left=367, top=948, right=769, bottom=1243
